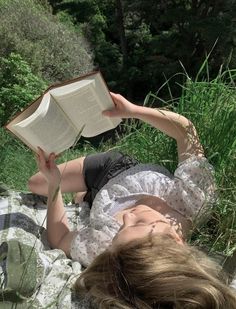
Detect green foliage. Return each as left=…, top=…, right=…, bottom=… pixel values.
left=48, top=0, right=123, bottom=88
left=0, top=53, right=47, bottom=125
left=121, top=0, right=236, bottom=97
left=0, top=0, right=93, bottom=83
left=0, top=128, right=35, bottom=191
left=48, top=0, right=236, bottom=99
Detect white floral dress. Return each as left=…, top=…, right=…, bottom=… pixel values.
left=70, top=156, right=215, bottom=267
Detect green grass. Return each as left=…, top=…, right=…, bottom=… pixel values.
left=0, top=67, right=235, bottom=255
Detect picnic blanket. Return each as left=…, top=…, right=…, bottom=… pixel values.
left=0, top=186, right=92, bottom=308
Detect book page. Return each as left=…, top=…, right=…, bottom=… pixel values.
left=50, top=73, right=121, bottom=137
left=49, top=79, right=93, bottom=97
left=11, top=94, right=77, bottom=156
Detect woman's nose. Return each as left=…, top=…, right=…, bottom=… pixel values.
left=123, top=212, right=136, bottom=226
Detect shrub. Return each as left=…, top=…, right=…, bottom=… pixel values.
left=0, top=0, right=94, bottom=82
left=0, top=53, right=47, bottom=125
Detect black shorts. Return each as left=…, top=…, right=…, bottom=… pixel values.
left=82, top=150, right=139, bottom=208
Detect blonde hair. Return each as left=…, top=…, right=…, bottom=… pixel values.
left=74, top=234, right=236, bottom=308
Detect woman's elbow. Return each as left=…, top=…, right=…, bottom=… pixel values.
left=48, top=232, right=72, bottom=258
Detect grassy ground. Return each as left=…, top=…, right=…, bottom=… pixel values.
left=0, top=68, right=235, bottom=255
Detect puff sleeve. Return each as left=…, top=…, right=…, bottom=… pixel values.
left=70, top=227, right=112, bottom=267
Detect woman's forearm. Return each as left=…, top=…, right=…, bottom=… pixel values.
left=133, top=106, right=189, bottom=141
left=46, top=184, right=70, bottom=248
left=35, top=148, right=73, bottom=254
left=132, top=105, right=204, bottom=162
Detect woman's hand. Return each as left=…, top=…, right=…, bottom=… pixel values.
left=36, top=147, right=61, bottom=188
left=103, top=92, right=138, bottom=119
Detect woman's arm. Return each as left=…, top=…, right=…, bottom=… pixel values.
left=36, top=147, right=76, bottom=256
left=104, top=93, right=204, bottom=162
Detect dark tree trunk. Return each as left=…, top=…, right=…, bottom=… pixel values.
left=115, top=0, right=128, bottom=66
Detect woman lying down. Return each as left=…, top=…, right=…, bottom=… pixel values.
left=29, top=92, right=236, bottom=309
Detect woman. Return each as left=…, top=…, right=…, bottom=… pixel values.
left=29, top=93, right=236, bottom=308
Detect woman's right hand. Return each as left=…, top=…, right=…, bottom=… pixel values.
left=103, top=92, right=138, bottom=119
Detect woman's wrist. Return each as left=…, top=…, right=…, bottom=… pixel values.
left=131, top=105, right=153, bottom=120
left=48, top=182, right=60, bottom=195
left=125, top=104, right=145, bottom=119
left=47, top=183, right=61, bottom=206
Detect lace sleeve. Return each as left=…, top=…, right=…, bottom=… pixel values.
left=70, top=226, right=112, bottom=267
left=165, top=156, right=216, bottom=221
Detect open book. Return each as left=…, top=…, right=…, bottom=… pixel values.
left=6, top=71, right=121, bottom=156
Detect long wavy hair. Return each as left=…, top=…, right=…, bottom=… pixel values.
left=74, top=234, right=236, bottom=308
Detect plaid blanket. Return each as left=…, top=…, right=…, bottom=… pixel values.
left=0, top=188, right=91, bottom=308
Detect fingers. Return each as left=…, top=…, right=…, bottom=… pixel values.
left=110, top=92, right=124, bottom=103
left=103, top=92, right=121, bottom=117
left=102, top=110, right=115, bottom=117
left=36, top=147, right=56, bottom=170
left=37, top=147, right=46, bottom=161
left=110, top=92, right=124, bottom=105
left=37, top=147, right=55, bottom=161
left=48, top=152, right=56, bottom=169
left=110, top=91, right=117, bottom=98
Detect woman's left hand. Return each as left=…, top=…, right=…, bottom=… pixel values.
left=36, top=147, right=61, bottom=188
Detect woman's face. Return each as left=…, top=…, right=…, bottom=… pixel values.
left=111, top=205, right=183, bottom=248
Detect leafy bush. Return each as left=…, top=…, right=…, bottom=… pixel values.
left=0, top=0, right=94, bottom=82
left=0, top=53, right=47, bottom=125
